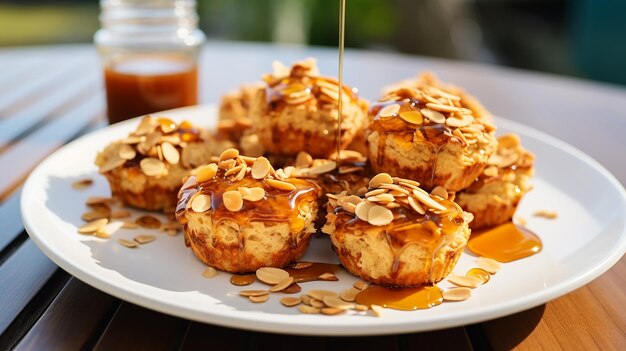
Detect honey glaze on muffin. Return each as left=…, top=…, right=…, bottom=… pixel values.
left=322, top=173, right=473, bottom=287
left=250, top=58, right=369, bottom=158
left=367, top=85, right=497, bottom=192
left=176, top=149, right=321, bottom=272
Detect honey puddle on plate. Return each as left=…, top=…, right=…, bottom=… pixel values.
left=355, top=285, right=443, bottom=310
left=468, top=222, right=542, bottom=262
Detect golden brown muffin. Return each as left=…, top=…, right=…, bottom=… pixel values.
left=383, top=72, right=493, bottom=122
left=249, top=58, right=369, bottom=158
left=176, top=149, right=321, bottom=273
left=322, top=173, right=473, bottom=287
left=95, top=116, right=233, bottom=211
left=366, top=84, right=498, bottom=192
left=455, top=133, right=535, bottom=230
left=217, top=82, right=264, bottom=145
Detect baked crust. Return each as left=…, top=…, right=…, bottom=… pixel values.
left=249, top=58, right=369, bottom=158
left=176, top=152, right=321, bottom=272
left=366, top=83, right=497, bottom=191
left=322, top=175, right=473, bottom=287
left=456, top=133, right=535, bottom=229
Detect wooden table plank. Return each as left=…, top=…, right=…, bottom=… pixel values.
left=401, top=328, right=473, bottom=351
left=0, top=240, right=57, bottom=335
left=92, top=303, right=188, bottom=351
left=480, top=257, right=626, bottom=350
left=179, top=323, right=251, bottom=351
left=0, top=93, right=104, bottom=200
left=0, top=73, right=98, bottom=151
left=0, top=56, right=89, bottom=116
left=325, top=335, right=399, bottom=351
left=252, top=332, right=326, bottom=351
left=0, top=190, right=22, bottom=252
left=13, top=278, right=119, bottom=351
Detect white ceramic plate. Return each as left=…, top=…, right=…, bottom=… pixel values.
left=22, top=105, right=626, bottom=336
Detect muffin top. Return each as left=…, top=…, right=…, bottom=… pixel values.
left=176, top=149, right=321, bottom=232
left=95, top=116, right=224, bottom=177
left=369, top=85, right=496, bottom=150
left=323, top=173, right=473, bottom=244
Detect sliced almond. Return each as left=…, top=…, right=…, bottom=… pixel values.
left=367, top=193, right=395, bottom=203
left=118, top=144, right=136, bottom=160
left=81, top=210, right=109, bottom=222
left=412, top=189, right=447, bottom=211
left=426, top=102, right=460, bottom=113
left=78, top=218, right=108, bottom=234
left=323, top=296, right=355, bottom=310
left=369, top=173, right=393, bottom=188
left=306, top=290, right=338, bottom=301
left=371, top=304, right=384, bottom=317
left=298, top=305, right=320, bottom=314
left=292, top=261, right=313, bottom=270
left=353, top=280, right=369, bottom=291
left=283, top=283, right=302, bottom=294
left=223, top=191, right=243, bottom=212
left=100, top=156, right=126, bottom=173
left=95, top=221, right=123, bottom=238
left=241, top=187, right=265, bottom=201
left=466, top=268, right=491, bottom=284
left=249, top=294, right=270, bottom=303
left=135, top=215, right=162, bottom=229
left=239, top=290, right=270, bottom=297
left=118, top=238, right=138, bottom=248
left=218, top=159, right=236, bottom=170
left=367, top=205, right=394, bottom=226
left=476, top=257, right=502, bottom=274
left=431, top=186, right=448, bottom=200
left=72, top=178, right=93, bottom=189
left=318, top=273, right=338, bottom=281
left=251, top=157, right=271, bottom=179
left=339, top=288, right=360, bottom=302
left=202, top=266, right=218, bottom=279
left=122, top=221, right=140, bottom=229
left=225, top=164, right=244, bottom=177
left=355, top=201, right=375, bottom=221
left=110, top=210, right=131, bottom=219
left=86, top=196, right=114, bottom=205
left=443, top=288, right=472, bottom=301
left=301, top=294, right=313, bottom=306
left=308, top=161, right=336, bottom=175
left=533, top=210, right=558, bottom=219
left=379, top=103, right=400, bottom=118
left=256, top=267, right=290, bottom=285
left=134, top=234, right=156, bottom=244
left=140, top=158, right=166, bottom=177
left=135, top=116, right=156, bottom=135
left=446, top=115, right=472, bottom=128
left=265, top=179, right=296, bottom=191
left=399, top=110, right=423, bottom=125
left=421, top=108, right=446, bottom=124
left=483, top=165, right=498, bottom=178
left=310, top=299, right=325, bottom=308
left=365, top=189, right=387, bottom=197
left=191, top=194, right=212, bottom=213
left=447, top=275, right=484, bottom=288
left=219, top=148, right=239, bottom=161
left=295, top=151, right=313, bottom=168
left=408, top=196, right=426, bottom=215
left=161, top=142, right=180, bottom=165
left=280, top=296, right=302, bottom=307
left=269, top=277, right=294, bottom=292
left=354, top=304, right=369, bottom=311
left=196, top=163, right=218, bottom=183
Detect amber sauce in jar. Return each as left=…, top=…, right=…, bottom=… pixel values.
left=104, top=55, right=198, bottom=124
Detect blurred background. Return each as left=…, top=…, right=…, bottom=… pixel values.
left=1, top=0, right=625, bottom=86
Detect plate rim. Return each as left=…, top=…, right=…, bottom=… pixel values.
left=21, top=104, right=626, bottom=336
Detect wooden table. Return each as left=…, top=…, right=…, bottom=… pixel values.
left=1, top=42, right=625, bottom=350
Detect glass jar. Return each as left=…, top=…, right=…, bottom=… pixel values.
left=95, top=0, right=205, bottom=124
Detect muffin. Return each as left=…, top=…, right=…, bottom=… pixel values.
left=366, top=84, right=498, bottom=192
left=217, top=82, right=264, bottom=146
left=455, top=133, right=535, bottom=229
left=95, top=116, right=233, bottom=211
left=322, top=173, right=473, bottom=287
left=383, top=72, right=493, bottom=122
left=176, top=149, right=321, bottom=273
left=249, top=58, right=369, bottom=158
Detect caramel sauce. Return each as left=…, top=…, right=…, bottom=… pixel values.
left=355, top=285, right=443, bottom=310
left=230, top=274, right=255, bottom=286
left=176, top=171, right=320, bottom=242
left=104, top=55, right=198, bottom=124
left=467, top=222, right=542, bottom=262
left=466, top=267, right=490, bottom=284
left=285, top=262, right=341, bottom=283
